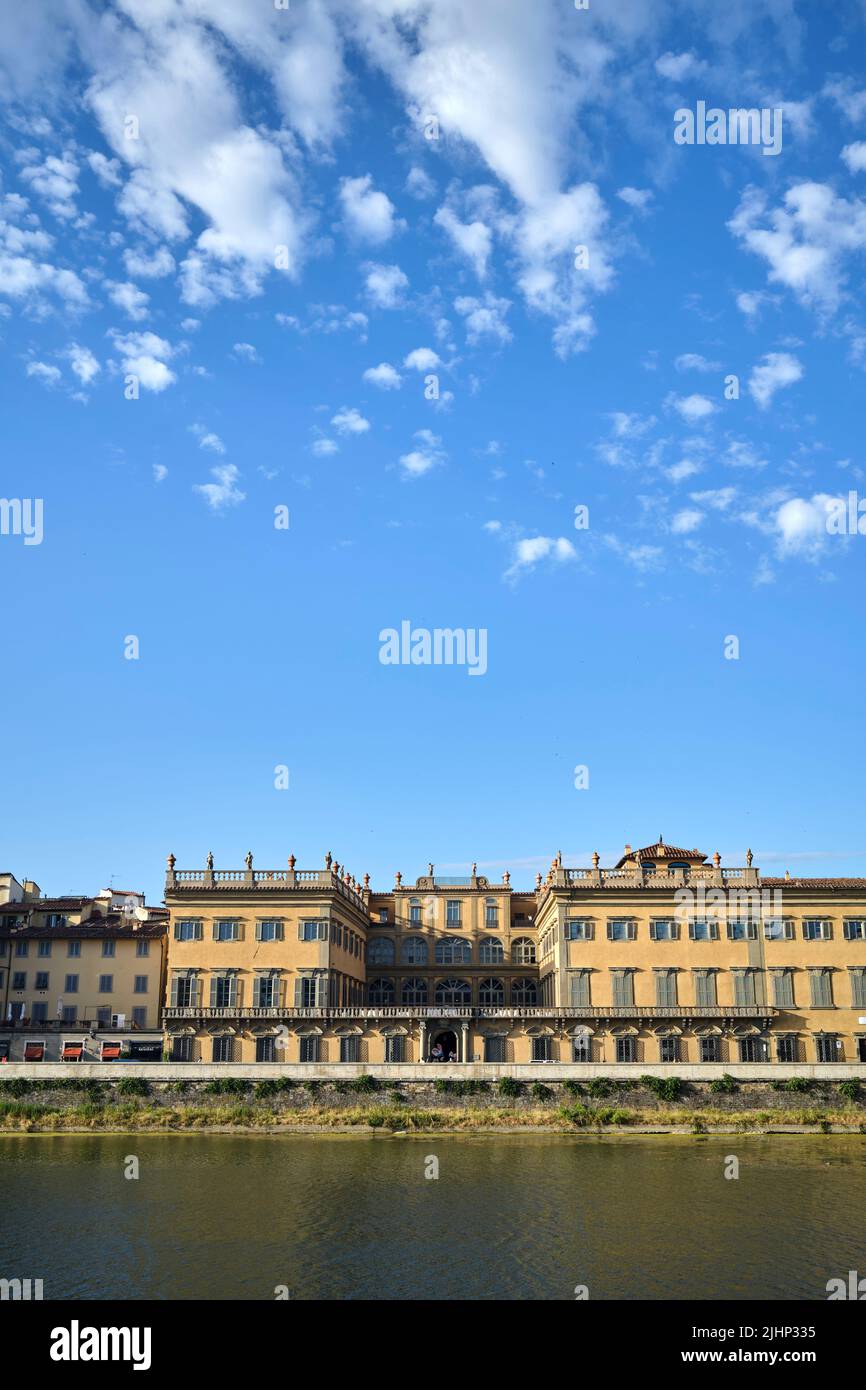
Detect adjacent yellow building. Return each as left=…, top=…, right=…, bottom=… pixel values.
left=163, top=841, right=866, bottom=1066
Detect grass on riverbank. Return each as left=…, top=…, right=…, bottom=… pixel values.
left=0, top=1098, right=865, bottom=1133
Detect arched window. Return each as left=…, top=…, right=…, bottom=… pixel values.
left=401, top=935, right=428, bottom=966
left=479, top=978, right=505, bottom=1006
left=435, top=978, right=471, bottom=1006
left=368, top=978, right=395, bottom=1005
left=484, top=897, right=499, bottom=927
left=511, top=978, right=538, bottom=1005
left=479, top=936, right=504, bottom=964
left=435, top=937, right=471, bottom=965
left=368, top=937, right=395, bottom=966
left=402, top=977, right=428, bottom=1005
left=511, top=937, right=536, bottom=965
left=409, top=897, right=422, bottom=924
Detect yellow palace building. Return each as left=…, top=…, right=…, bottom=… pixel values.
left=162, top=839, right=866, bottom=1067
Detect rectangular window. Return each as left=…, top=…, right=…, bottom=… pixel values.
left=46, top=914, right=66, bottom=929
left=689, top=920, right=718, bottom=941
left=171, top=1036, right=193, bottom=1062
left=31, top=1002, right=48, bottom=1022
left=654, top=970, right=677, bottom=1007
left=446, top=900, right=462, bottom=927
left=378, top=910, right=388, bottom=924
left=699, top=1037, right=720, bottom=1063
left=15, top=942, right=28, bottom=957
left=340, top=1036, right=360, bottom=1062
left=816, top=1035, right=837, bottom=1063
left=565, top=919, right=592, bottom=941
left=732, top=971, right=756, bottom=1007
left=210, top=975, right=237, bottom=1008
left=611, top=971, right=634, bottom=1007
left=771, top=971, right=795, bottom=1008
left=35, top=972, right=49, bottom=991
left=849, top=969, right=866, bottom=1009
left=569, top=971, right=591, bottom=1007
left=213, top=920, right=240, bottom=942
left=650, top=919, right=677, bottom=941
left=615, top=1036, right=636, bottom=1063
left=299, top=920, right=323, bottom=942
left=136, top=940, right=150, bottom=957
left=531, top=1036, right=551, bottom=1062
left=843, top=920, right=866, bottom=941
left=409, top=903, right=421, bottom=923
left=607, top=919, right=635, bottom=942
left=12, top=972, right=26, bottom=991
left=37, top=941, right=52, bottom=958
left=133, top=975, right=148, bottom=994
left=102, top=941, right=115, bottom=957
left=67, top=941, right=81, bottom=957
left=763, top=919, right=793, bottom=941
left=803, top=919, right=830, bottom=942
left=776, top=1035, right=798, bottom=1063
left=484, top=1036, right=506, bottom=1062
left=99, top=975, right=113, bottom=994
left=485, top=904, right=498, bottom=926
left=253, top=975, right=281, bottom=1008
left=256, top=1035, right=276, bottom=1062
left=384, top=1036, right=404, bottom=1063
left=174, top=920, right=202, bottom=942
left=693, top=970, right=717, bottom=1007
left=809, top=970, right=833, bottom=1008
left=131, top=1007, right=147, bottom=1028
left=212, top=1036, right=234, bottom=1063
left=61, top=1005, right=78, bottom=1024
left=299, top=1035, right=319, bottom=1063
left=728, top=921, right=757, bottom=941
left=660, top=1036, right=679, bottom=1063
left=97, top=1007, right=111, bottom=1026
left=256, top=920, right=283, bottom=942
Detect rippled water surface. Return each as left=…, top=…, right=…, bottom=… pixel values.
left=1, top=1133, right=863, bottom=1300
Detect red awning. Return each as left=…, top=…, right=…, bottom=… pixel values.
left=24, top=1043, right=44, bottom=1061
left=101, top=1043, right=121, bottom=1060
left=62, top=1043, right=83, bottom=1060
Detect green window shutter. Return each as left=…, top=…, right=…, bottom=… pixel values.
left=272, top=975, right=282, bottom=1008
left=710, top=922, right=719, bottom=941
left=170, top=977, right=179, bottom=1006
left=649, top=922, right=656, bottom=941
left=294, top=978, right=303, bottom=1007
left=850, top=970, right=866, bottom=1008
left=671, top=921, right=680, bottom=941
left=315, top=975, right=329, bottom=1007
left=255, top=923, right=262, bottom=942
left=253, top=978, right=261, bottom=1007
left=688, top=922, right=696, bottom=941
left=318, top=921, right=328, bottom=941
left=276, top=922, right=284, bottom=941
left=209, top=977, right=218, bottom=1006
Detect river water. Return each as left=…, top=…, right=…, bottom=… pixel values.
left=1, top=1133, right=862, bottom=1300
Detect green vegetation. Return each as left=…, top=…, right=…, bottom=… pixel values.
left=640, top=1075, right=683, bottom=1102
left=709, top=1074, right=738, bottom=1094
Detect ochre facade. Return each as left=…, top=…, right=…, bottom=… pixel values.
left=162, top=841, right=866, bottom=1066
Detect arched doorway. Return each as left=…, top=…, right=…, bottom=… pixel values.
left=430, top=1029, right=457, bottom=1061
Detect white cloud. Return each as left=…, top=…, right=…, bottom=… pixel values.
left=339, top=175, right=402, bottom=244
left=232, top=342, right=260, bottom=363
left=674, top=352, right=720, bottom=372
left=748, top=351, right=803, bottom=408
left=190, top=424, right=226, bottom=454
left=122, top=244, right=175, bottom=278
left=398, top=428, right=445, bottom=478
left=668, top=392, right=716, bottom=423
left=666, top=458, right=702, bottom=483
left=403, top=347, right=441, bottom=372
left=774, top=494, right=840, bottom=558
left=118, top=170, right=189, bottom=243
left=331, top=407, right=370, bottom=435
left=105, top=279, right=150, bottom=320
left=690, top=487, right=736, bottom=510
left=26, top=360, right=61, bottom=387
left=64, top=342, right=100, bottom=385
left=654, top=51, right=707, bottom=81
left=505, top=534, right=576, bottom=581
left=671, top=508, right=703, bottom=534
left=363, top=262, right=408, bottom=309
left=194, top=463, right=245, bottom=511
left=19, top=151, right=79, bottom=219
left=87, top=150, right=122, bottom=188
left=454, top=292, right=511, bottom=345
left=153, top=463, right=168, bottom=483
left=109, top=330, right=176, bottom=392
left=311, top=438, right=338, bottom=457
left=434, top=205, right=492, bottom=279
left=406, top=165, right=435, bottom=200
left=725, top=439, right=768, bottom=470
left=0, top=252, right=89, bottom=309
left=608, top=411, right=656, bottom=438
left=363, top=362, right=402, bottom=390
left=736, top=289, right=772, bottom=321
left=824, top=78, right=866, bottom=124
left=842, top=142, right=866, bottom=174
left=616, top=186, right=653, bottom=213
left=729, top=182, right=866, bottom=313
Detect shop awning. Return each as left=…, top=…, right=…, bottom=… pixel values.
left=62, top=1042, right=83, bottom=1060
left=101, top=1043, right=121, bottom=1061
left=24, top=1042, right=45, bottom=1061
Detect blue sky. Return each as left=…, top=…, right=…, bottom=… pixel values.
left=2, top=0, right=866, bottom=904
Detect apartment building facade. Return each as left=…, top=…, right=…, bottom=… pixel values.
left=0, top=876, right=168, bottom=1061
left=163, top=840, right=866, bottom=1066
